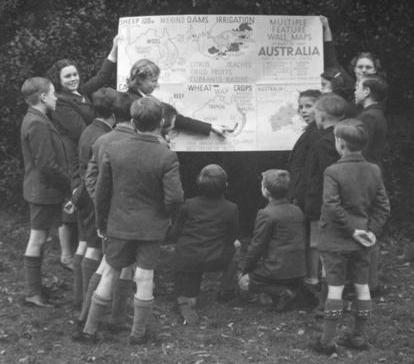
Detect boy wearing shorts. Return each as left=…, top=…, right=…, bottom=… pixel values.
left=75, top=97, right=183, bottom=344
left=313, top=119, right=390, bottom=354
left=20, top=77, right=70, bottom=307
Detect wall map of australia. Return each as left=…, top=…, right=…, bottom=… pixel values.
left=118, top=15, right=323, bottom=151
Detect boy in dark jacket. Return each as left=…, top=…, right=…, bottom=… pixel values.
left=303, top=93, right=348, bottom=305
left=20, top=77, right=70, bottom=307
left=238, top=170, right=306, bottom=311
left=75, top=97, right=183, bottom=344
left=168, top=164, right=239, bottom=325
left=313, top=119, right=390, bottom=354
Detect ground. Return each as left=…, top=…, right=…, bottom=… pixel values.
left=0, top=209, right=414, bottom=364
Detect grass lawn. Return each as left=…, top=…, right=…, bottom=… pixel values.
left=0, top=209, right=413, bottom=364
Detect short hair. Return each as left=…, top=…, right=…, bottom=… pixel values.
left=196, top=164, right=228, bottom=198
left=334, top=119, right=368, bottom=152
left=112, top=92, right=133, bottom=122
left=130, top=97, right=162, bottom=132
left=349, top=52, right=385, bottom=78
left=299, top=89, right=322, bottom=100
left=360, top=75, right=388, bottom=103
left=161, top=102, right=178, bottom=130
left=92, top=87, right=117, bottom=118
left=262, top=169, right=290, bottom=199
left=21, top=77, right=52, bottom=105
left=321, top=67, right=354, bottom=100
left=315, top=93, right=348, bottom=119
left=46, top=59, right=78, bottom=92
left=127, top=59, right=160, bottom=91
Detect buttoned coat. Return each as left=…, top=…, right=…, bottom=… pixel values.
left=95, top=132, right=184, bottom=241
left=84, top=124, right=135, bottom=200
left=20, top=107, right=70, bottom=204
left=318, top=153, right=390, bottom=252
left=239, top=199, right=306, bottom=280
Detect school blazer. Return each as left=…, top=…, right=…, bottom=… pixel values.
left=318, top=153, right=390, bottom=251
left=240, top=199, right=306, bottom=280
left=20, top=107, right=70, bottom=204
left=95, top=132, right=184, bottom=241
left=85, top=124, right=135, bottom=200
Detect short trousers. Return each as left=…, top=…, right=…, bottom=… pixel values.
left=106, top=237, right=160, bottom=270
left=78, top=198, right=100, bottom=249
left=320, top=249, right=371, bottom=286
left=309, top=220, right=321, bottom=248
left=29, top=203, right=62, bottom=230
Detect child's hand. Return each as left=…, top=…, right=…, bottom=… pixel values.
left=353, top=229, right=376, bottom=247
left=97, top=229, right=108, bottom=240
left=63, top=200, right=76, bottom=214
left=319, top=15, right=329, bottom=29
left=238, top=274, right=250, bottom=291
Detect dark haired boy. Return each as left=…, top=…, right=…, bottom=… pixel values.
left=75, top=97, right=183, bottom=344
left=69, top=87, right=117, bottom=309
left=313, top=119, right=390, bottom=354
left=303, top=94, right=348, bottom=308
left=355, top=75, right=390, bottom=289
left=167, top=164, right=239, bottom=325
left=238, top=170, right=306, bottom=311
left=20, top=77, right=70, bottom=307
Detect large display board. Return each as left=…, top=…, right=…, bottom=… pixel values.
left=117, top=15, right=323, bottom=151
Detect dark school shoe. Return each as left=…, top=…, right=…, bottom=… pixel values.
left=337, top=333, right=369, bottom=351
left=273, top=289, right=296, bottom=312
left=71, top=331, right=99, bottom=344
left=128, top=333, right=148, bottom=345
left=216, top=289, right=237, bottom=303
left=310, top=337, right=339, bottom=356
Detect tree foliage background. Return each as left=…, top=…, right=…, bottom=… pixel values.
left=0, top=0, right=413, bottom=228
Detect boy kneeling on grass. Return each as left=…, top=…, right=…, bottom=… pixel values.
left=312, top=119, right=390, bottom=355
left=167, top=164, right=239, bottom=325
left=238, top=169, right=307, bottom=311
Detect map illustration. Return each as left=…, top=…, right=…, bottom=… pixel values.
left=118, top=15, right=323, bottom=151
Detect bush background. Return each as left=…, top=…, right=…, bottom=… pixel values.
left=1, top=0, right=413, bottom=232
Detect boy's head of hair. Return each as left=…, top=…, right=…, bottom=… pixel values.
left=21, top=77, right=52, bottom=106
left=161, top=102, right=178, bottom=132
left=112, top=92, right=133, bottom=122
left=196, top=164, right=228, bottom=198
left=359, top=75, right=388, bottom=103
left=130, top=97, right=163, bottom=132
left=92, top=87, right=117, bottom=119
left=261, top=169, right=290, bottom=200
left=299, top=89, right=322, bottom=100
left=334, top=119, right=368, bottom=153
left=314, top=93, right=348, bottom=127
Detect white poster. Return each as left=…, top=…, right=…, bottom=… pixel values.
left=118, top=15, right=323, bottom=151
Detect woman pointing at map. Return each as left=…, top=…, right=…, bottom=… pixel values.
left=124, top=59, right=231, bottom=138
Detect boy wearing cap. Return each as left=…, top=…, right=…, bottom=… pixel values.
left=167, top=164, right=239, bottom=325
left=313, top=119, right=390, bottom=354
left=238, top=169, right=306, bottom=311
left=20, top=77, right=70, bottom=307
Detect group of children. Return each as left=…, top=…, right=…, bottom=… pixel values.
left=19, top=18, right=391, bottom=355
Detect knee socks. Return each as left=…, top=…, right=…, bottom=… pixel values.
left=79, top=273, right=101, bottom=322
left=81, top=257, right=100, bottom=296
left=24, top=256, right=42, bottom=297
left=130, top=297, right=153, bottom=339
left=73, top=254, right=83, bottom=308
left=321, top=299, right=343, bottom=346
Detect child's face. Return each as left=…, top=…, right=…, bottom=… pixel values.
left=60, top=65, right=80, bottom=93
left=334, top=136, right=345, bottom=156
left=321, top=77, right=332, bottom=94
left=261, top=181, right=269, bottom=199
left=42, top=84, right=58, bottom=111
left=354, top=57, right=376, bottom=80
left=298, top=96, right=316, bottom=124
left=137, top=75, right=159, bottom=95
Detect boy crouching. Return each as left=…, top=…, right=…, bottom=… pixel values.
left=238, top=170, right=307, bottom=311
